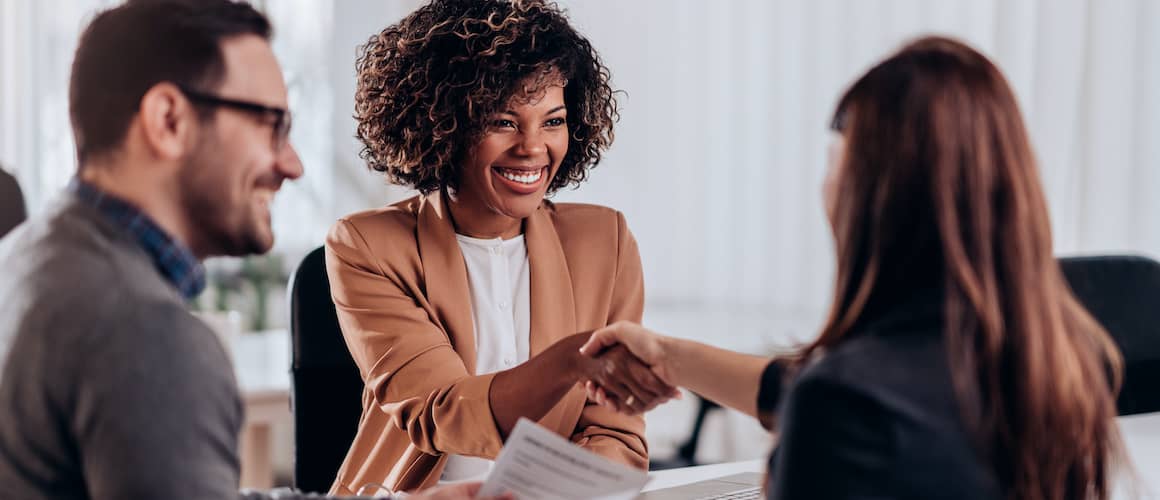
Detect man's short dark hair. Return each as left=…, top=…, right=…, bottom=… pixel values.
left=69, top=0, right=271, bottom=164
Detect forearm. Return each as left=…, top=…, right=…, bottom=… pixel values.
left=489, top=332, right=589, bottom=439
left=664, top=337, right=769, bottom=419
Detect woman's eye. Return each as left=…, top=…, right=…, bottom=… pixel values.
left=545, top=117, right=566, bottom=127
left=492, top=119, right=516, bottom=129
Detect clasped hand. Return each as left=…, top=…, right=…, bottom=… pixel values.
left=575, top=322, right=681, bottom=414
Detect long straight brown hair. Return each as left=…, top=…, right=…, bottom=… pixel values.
left=804, top=37, right=1124, bottom=500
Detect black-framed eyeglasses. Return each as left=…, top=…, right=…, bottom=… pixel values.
left=178, top=85, right=292, bottom=151
left=830, top=108, right=848, bottom=133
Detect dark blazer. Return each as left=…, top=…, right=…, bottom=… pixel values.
left=760, top=294, right=1004, bottom=500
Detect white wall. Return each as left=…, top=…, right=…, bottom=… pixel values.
left=2, top=0, right=1157, bottom=345
left=548, top=1, right=1160, bottom=345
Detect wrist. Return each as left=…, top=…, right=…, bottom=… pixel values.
left=658, top=336, right=685, bottom=387
left=558, top=331, right=593, bottom=380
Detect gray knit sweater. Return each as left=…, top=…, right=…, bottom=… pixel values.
left=0, top=195, right=379, bottom=500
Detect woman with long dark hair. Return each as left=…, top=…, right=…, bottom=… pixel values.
left=583, top=36, right=1126, bottom=499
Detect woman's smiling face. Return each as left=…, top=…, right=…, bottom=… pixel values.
left=455, top=81, right=569, bottom=225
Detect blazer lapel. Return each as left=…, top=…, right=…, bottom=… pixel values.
left=416, top=191, right=478, bottom=374
left=525, top=204, right=577, bottom=355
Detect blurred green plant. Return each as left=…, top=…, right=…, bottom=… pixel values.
left=196, top=254, right=288, bottom=332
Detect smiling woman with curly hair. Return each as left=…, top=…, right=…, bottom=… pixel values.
left=354, top=0, right=617, bottom=194
left=324, top=0, right=674, bottom=495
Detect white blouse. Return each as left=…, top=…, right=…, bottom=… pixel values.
left=440, top=233, right=532, bottom=482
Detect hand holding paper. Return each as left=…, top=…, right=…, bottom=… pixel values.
left=477, top=419, right=650, bottom=500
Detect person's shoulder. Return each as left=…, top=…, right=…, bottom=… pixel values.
left=771, top=356, right=901, bottom=499
left=334, top=195, right=423, bottom=236
left=779, top=342, right=912, bottom=448
left=785, top=340, right=902, bottom=421
left=777, top=354, right=898, bottom=463
left=327, top=195, right=423, bottom=254
left=790, top=323, right=958, bottom=429
left=0, top=197, right=113, bottom=267
left=124, top=297, right=215, bottom=337
left=123, top=299, right=231, bottom=374
left=0, top=201, right=174, bottom=309
left=544, top=200, right=623, bottom=220
left=541, top=201, right=627, bottom=236
left=811, top=323, right=944, bottom=383
left=791, top=352, right=876, bottom=405
left=71, top=292, right=218, bottom=358
left=14, top=285, right=229, bottom=397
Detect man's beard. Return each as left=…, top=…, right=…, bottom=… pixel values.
left=177, top=139, right=273, bottom=258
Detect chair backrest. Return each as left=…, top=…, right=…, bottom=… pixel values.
left=1060, top=255, right=1160, bottom=416
left=0, top=168, right=27, bottom=239
left=288, top=246, right=364, bottom=493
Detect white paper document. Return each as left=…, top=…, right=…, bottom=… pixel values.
left=476, top=418, right=650, bottom=500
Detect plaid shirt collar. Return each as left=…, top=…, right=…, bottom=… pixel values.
left=69, top=178, right=206, bottom=300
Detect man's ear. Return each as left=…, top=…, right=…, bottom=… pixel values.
left=137, top=82, right=200, bottom=161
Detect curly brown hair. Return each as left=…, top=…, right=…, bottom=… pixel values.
left=354, top=0, right=618, bottom=194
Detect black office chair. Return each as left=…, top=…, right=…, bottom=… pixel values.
left=1060, top=255, right=1160, bottom=416
left=0, top=167, right=27, bottom=239
left=288, top=246, right=364, bottom=493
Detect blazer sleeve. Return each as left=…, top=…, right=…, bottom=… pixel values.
left=756, top=359, right=786, bottom=430
left=569, top=211, right=649, bottom=468
left=326, top=219, right=503, bottom=459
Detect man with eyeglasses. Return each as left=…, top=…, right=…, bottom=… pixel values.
left=0, top=1, right=506, bottom=500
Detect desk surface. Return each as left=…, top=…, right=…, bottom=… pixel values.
left=644, top=460, right=764, bottom=492
left=645, top=413, right=1160, bottom=499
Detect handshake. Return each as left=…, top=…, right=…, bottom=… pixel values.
left=572, top=321, right=682, bottom=415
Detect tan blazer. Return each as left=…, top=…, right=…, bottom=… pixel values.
left=325, top=192, right=647, bottom=495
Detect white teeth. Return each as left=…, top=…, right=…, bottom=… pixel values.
left=498, top=168, right=543, bottom=185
